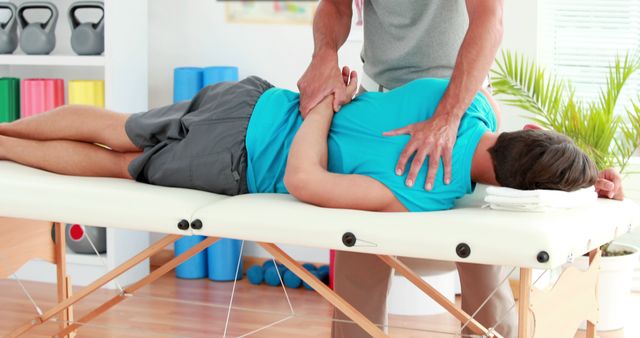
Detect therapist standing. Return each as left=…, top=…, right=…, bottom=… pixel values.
left=297, top=1, right=517, bottom=337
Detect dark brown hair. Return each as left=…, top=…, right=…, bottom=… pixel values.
left=488, top=130, right=598, bottom=191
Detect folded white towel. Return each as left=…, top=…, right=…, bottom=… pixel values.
left=484, top=186, right=597, bottom=212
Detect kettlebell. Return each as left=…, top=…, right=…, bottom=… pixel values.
left=0, top=2, right=18, bottom=54
left=69, top=1, right=104, bottom=55
left=18, top=2, right=58, bottom=55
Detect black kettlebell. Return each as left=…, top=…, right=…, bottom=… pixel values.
left=18, top=1, right=58, bottom=55
left=68, top=1, right=104, bottom=56
left=0, top=2, right=18, bottom=54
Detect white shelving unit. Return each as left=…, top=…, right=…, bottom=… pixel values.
left=0, top=0, right=149, bottom=288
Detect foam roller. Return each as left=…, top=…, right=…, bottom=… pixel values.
left=21, top=78, right=64, bottom=118
left=173, top=67, right=203, bottom=103
left=202, top=66, right=238, bottom=86
left=68, top=80, right=104, bottom=107
left=207, top=238, right=243, bottom=281
left=174, top=236, right=207, bottom=279
left=0, top=78, right=20, bottom=122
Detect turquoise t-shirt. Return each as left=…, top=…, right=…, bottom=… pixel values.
left=245, top=78, right=497, bottom=212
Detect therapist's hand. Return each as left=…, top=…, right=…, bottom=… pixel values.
left=383, top=115, right=459, bottom=190
left=297, top=51, right=349, bottom=118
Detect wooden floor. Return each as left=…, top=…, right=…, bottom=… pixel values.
left=1, top=274, right=638, bottom=337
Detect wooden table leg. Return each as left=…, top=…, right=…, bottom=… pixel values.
left=586, top=249, right=599, bottom=338
left=519, top=268, right=532, bottom=338
left=54, top=237, right=220, bottom=337
left=258, top=243, right=388, bottom=338
left=54, top=222, right=72, bottom=337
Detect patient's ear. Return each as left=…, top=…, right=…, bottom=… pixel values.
left=523, top=123, right=544, bottom=131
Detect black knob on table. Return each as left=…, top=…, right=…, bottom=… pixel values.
left=177, top=219, right=190, bottom=231
left=456, top=243, right=471, bottom=258
left=191, top=219, right=203, bottom=230
left=342, top=232, right=357, bottom=247
left=537, top=251, right=550, bottom=263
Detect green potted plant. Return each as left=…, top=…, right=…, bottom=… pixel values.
left=490, top=50, right=640, bottom=331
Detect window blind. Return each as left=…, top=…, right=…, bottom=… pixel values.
left=539, top=0, right=640, bottom=112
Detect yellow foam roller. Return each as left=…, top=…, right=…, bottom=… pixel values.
left=68, top=80, right=105, bottom=108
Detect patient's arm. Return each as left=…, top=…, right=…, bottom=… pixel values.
left=285, top=94, right=406, bottom=212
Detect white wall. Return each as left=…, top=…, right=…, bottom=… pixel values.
left=147, top=1, right=539, bottom=262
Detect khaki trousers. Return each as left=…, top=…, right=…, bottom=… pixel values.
left=331, top=83, right=517, bottom=337
left=331, top=251, right=517, bottom=337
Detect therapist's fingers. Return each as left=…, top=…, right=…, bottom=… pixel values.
left=405, top=147, right=429, bottom=187
left=595, top=178, right=615, bottom=192
left=424, top=150, right=441, bottom=191
left=442, top=148, right=452, bottom=185
left=345, top=71, right=358, bottom=99
left=395, top=140, right=418, bottom=176
left=383, top=126, right=412, bottom=137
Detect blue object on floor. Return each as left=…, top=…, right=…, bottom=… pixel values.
left=264, top=267, right=282, bottom=286
left=247, top=265, right=264, bottom=285
left=283, top=270, right=302, bottom=288
left=173, top=67, right=203, bottom=103
left=302, top=270, right=321, bottom=290
left=302, top=263, right=317, bottom=272
left=202, top=66, right=239, bottom=86
left=207, top=238, right=243, bottom=281
left=263, top=261, right=287, bottom=273
left=316, top=267, right=330, bottom=284
left=174, top=235, right=207, bottom=279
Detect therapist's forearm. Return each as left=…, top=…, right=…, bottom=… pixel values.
left=435, top=1, right=504, bottom=122
left=312, top=0, right=352, bottom=56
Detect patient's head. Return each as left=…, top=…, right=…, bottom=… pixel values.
left=488, top=130, right=598, bottom=191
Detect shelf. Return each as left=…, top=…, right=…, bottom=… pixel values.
left=0, top=54, right=106, bottom=67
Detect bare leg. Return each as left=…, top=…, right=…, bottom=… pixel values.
left=0, top=135, right=139, bottom=179
left=0, top=105, right=140, bottom=153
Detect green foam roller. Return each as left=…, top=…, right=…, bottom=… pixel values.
left=0, top=78, right=20, bottom=122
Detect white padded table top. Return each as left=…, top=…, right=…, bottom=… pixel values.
left=0, top=161, right=223, bottom=235
left=0, top=161, right=638, bottom=269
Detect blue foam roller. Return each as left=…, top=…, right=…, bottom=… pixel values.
left=173, top=67, right=203, bottom=103
left=202, top=66, right=239, bottom=86
left=302, top=263, right=317, bottom=272
left=264, top=267, right=282, bottom=286
left=283, top=270, right=302, bottom=288
left=303, top=270, right=321, bottom=290
left=247, top=265, right=264, bottom=285
left=174, top=236, right=207, bottom=279
left=207, top=238, right=243, bottom=281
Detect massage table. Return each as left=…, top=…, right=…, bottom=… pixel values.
left=0, top=160, right=637, bottom=338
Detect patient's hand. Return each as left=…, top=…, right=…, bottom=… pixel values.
left=596, top=168, right=624, bottom=200
left=340, top=66, right=358, bottom=106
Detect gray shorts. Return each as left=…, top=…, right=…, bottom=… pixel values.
left=125, top=76, right=273, bottom=195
